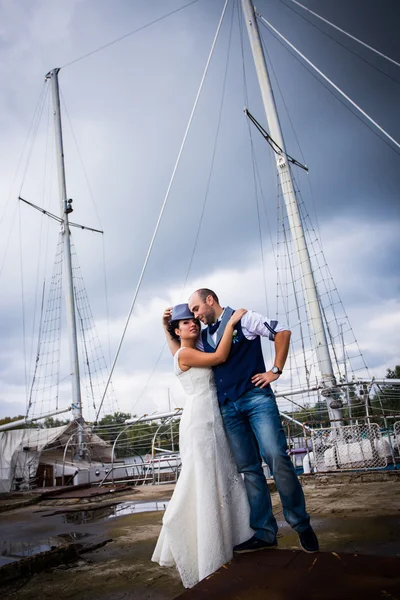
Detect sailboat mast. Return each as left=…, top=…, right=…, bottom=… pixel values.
left=46, top=68, right=84, bottom=437
left=241, top=1, right=342, bottom=424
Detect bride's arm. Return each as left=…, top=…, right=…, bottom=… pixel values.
left=179, top=309, right=247, bottom=368
left=162, top=307, right=180, bottom=356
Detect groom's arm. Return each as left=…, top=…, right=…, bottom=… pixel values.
left=241, top=311, right=291, bottom=388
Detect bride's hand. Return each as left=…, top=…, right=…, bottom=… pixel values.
left=162, top=307, right=173, bottom=328
left=228, top=308, right=247, bottom=326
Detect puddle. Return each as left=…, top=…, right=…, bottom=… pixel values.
left=0, top=501, right=169, bottom=566
left=0, top=532, right=94, bottom=567
left=62, top=500, right=169, bottom=524
left=0, top=537, right=63, bottom=566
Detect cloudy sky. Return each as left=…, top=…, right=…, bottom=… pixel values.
left=0, top=0, right=399, bottom=421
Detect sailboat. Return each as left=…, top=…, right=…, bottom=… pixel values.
left=0, top=69, right=117, bottom=491
left=0, top=0, right=399, bottom=491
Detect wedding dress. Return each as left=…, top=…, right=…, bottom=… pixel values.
left=152, top=347, right=253, bottom=588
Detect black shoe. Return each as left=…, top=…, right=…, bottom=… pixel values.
left=298, top=527, right=319, bottom=553
left=233, top=535, right=278, bottom=554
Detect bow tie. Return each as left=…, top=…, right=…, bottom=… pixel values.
left=209, top=320, right=221, bottom=335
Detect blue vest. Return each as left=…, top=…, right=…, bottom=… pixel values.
left=202, top=310, right=267, bottom=404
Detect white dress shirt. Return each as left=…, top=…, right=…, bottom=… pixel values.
left=196, top=308, right=287, bottom=350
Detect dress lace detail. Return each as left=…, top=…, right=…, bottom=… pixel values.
left=152, top=348, right=252, bottom=588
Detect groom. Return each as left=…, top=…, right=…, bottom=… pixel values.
left=188, top=288, right=319, bottom=554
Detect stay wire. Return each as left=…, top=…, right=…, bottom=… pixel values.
left=0, top=82, right=48, bottom=233
left=258, top=27, right=323, bottom=248
left=256, top=14, right=400, bottom=158
left=60, top=90, right=103, bottom=229
left=276, top=0, right=400, bottom=87
left=239, top=1, right=289, bottom=324
left=238, top=0, right=271, bottom=320
left=19, top=83, right=50, bottom=196
left=60, top=0, right=201, bottom=70
left=0, top=203, right=19, bottom=281
left=259, top=30, right=307, bottom=167
left=59, top=88, right=113, bottom=373
left=98, top=0, right=231, bottom=421
left=29, top=91, right=53, bottom=386
left=282, top=0, right=400, bottom=73
left=18, top=202, right=29, bottom=409
left=131, top=0, right=234, bottom=415
left=182, top=0, right=235, bottom=292
left=239, top=2, right=291, bottom=371
left=238, top=11, right=312, bottom=389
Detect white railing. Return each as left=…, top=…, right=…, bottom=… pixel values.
left=310, top=423, right=390, bottom=472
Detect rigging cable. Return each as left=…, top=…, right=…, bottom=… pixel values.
left=96, top=0, right=231, bottom=421
left=256, top=14, right=371, bottom=382
left=237, top=0, right=272, bottom=323
left=258, top=29, right=325, bottom=263
left=0, top=82, right=47, bottom=233
left=256, top=12, right=400, bottom=155
left=61, top=0, right=201, bottom=70
left=18, top=202, right=29, bottom=409
left=182, top=0, right=235, bottom=292
left=284, top=0, right=400, bottom=71
left=27, top=280, right=46, bottom=418
left=59, top=90, right=113, bottom=366
left=29, top=91, right=52, bottom=389
left=277, top=0, right=400, bottom=87
left=131, top=0, right=236, bottom=415
left=1, top=84, right=49, bottom=283
left=14, top=83, right=50, bottom=411
left=60, top=91, right=103, bottom=229
left=238, top=2, right=305, bottom=378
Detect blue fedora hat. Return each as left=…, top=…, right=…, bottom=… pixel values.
left=170, top=303, right=195, bottom=321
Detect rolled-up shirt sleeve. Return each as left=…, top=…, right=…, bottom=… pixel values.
left=241, top=310, right=288, bottom=341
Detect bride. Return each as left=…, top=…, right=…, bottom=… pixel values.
left=152, top=303, right=253, bottom=588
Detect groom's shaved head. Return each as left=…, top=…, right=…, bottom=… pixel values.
left=194, top=288, right=219, bottom=304
left=188, top=289, right=222, bottom=324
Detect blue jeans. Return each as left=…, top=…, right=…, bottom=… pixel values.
left=220, top=386, right=310, bottom=542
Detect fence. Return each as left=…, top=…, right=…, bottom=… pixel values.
left=308, top=422, right=391, bottom=472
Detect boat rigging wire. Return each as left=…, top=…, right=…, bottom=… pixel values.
left=18, top=203, right=29, bottom=408
left=0, top=204, right=18, bottom=281
left=26, top=280, right=45, bottom=418
left=278, top=0, right=400, bottom=87
left=284, top=0, right=400, bottom=71
left=60, top=0, right=201, bottom=70
left=256, top=11, right=400, bottom=154
left=0, top=82, right=48, bottom=234
left=59, top=89, right=112, bottom=366
left=258, top=27, right=324, bottom=254
left=181, top=0, right=235, bottom=293
left=60, top=91, right=104, bottom=229
left=130, top=0, right=236, bottom=415
left=96, top=0, right=231, bottom=421
left=244, top=108, right=308, bottom=171
left=249, top=14, right=370, bottom=392
left=29, top=93, right=53, bottom=394
left=238, top=1, right=308, bottom=372
left=238, top=0, right=273, bottom=328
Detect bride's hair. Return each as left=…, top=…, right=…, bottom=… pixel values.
left=167, top=318, right=200, bottom=341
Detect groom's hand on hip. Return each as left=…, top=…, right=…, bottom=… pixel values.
left=251, top=371, right=280, bottom=389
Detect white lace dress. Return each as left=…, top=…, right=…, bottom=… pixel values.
left=151, top=348, right=253, bottom=588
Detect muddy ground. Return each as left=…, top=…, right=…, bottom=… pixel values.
left=1, top=472, right=400, bottom=599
